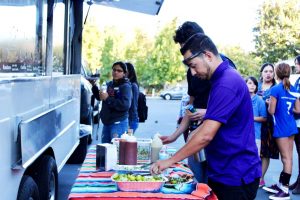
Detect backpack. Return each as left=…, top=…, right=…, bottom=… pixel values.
left=138, top=92, right=148, bottom=122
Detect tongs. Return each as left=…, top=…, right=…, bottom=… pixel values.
left=140, top=162, right=153, bottom=169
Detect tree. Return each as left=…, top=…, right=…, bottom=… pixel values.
left=253, top=0, right=300, bottom=63
left=220, top=45, right=261, bottom=78
left=124, top=28, right=154, bottom=87
left=99, top=27, right=125, bottom=83
left=82, top=19, right=102, bottom=74
left=145, top=19, right=186, bottom=90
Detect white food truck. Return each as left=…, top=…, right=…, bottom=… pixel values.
left=0, top=0, right=163, bottom=199
left=0, top=0, right=90, bottom=199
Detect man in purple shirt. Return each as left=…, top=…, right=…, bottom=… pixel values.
left=150, top=33, right=261, bottom=200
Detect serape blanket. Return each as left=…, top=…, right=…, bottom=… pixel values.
left=68, top=145, right=218, bottom=200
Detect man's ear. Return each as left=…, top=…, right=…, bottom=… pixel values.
left=204, top=51, right=213, bottom=62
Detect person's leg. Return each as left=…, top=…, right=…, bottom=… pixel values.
left=260, top=157, right=270, bottom=186
left=101, top=124, right=112, bottom=143
left=111, top=119, right=129, bottom=139
left=276, top=137, right=294, bottom=175
left=208, top=178, right=259, bottom=200
left=268, top=137, right=294, bottom=199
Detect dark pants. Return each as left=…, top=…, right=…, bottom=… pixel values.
left=208, top=178, right=259, bottom=200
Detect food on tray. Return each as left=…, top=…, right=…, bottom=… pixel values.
left=165, top=174, right=193, bottom=185
left=113, top=164, right=150, bottom=172
left=112, top=173, right=164, bottom=182
left=112, top=173, right=166, bottom=192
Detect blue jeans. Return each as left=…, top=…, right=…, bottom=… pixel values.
left=129, top=118, right=139, bottom=133
left=101, top=118, right=128, bottom=143
left=188, top=152, right=208, bottom=183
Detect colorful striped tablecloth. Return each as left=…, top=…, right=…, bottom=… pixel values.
left=68, top=146, right=217, bottom=200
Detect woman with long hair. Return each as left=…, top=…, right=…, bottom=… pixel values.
left=98, top=61, right=132, bottom=143
left=263, top=63, right=300, bottom=199
left=257, top=63, right=279, bottom=188
left=125, top=62, right=139, bottom=133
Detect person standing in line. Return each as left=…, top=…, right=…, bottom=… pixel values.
left=290, top=55, right=300, bottom=194
left=263, top=63, right=300, bottom=199
left=257, top=63, right=279, bottom=188
left=151, top=33, right=261, bottom=200
left=160, top=21, right=236, bottom=183
left=125, top=62, right=139, bottom=133
left=176, top=93, right=190, bottom=142
left=97, top=61, right=132, bottom=143
left=246, top=76, right=267, bottom=155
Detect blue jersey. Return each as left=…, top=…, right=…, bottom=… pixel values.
left=252, top=94, right=267, bottom=139
left=270, top=82, right=298, bottom=138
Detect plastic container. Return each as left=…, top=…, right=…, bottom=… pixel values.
left=151, top=133, right=163, bottom=163
left=159, top=145, right=169, bottom=160
left=118, top=132, right=129, bottom=165
left=124, top=134, right=138, bottom=165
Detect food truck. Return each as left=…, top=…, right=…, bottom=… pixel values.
left=0, top=0, right=88, bottom=199
left=0, top=0, right=163, bottom=199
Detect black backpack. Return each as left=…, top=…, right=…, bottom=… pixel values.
left=138, top=92, right=148, bottom=122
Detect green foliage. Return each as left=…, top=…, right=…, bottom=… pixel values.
left=82, top=18, right=186, bottom=90
left=98, top=27, right=125, bottom=84
left=220, top=46, right=262, bottom=79
left=82, top=19, right=102, bottom=73
left=124, top=29, right=154, bottom=87
left=146, top=19, right=185, bottom=90
left=253, top=0, right=300, bottom=63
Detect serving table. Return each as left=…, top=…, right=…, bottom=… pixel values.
left=68, top=145, right=217, bottom=200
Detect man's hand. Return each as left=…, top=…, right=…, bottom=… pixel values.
left=186, top=108, right=206, bottom=121
left=160, top=135, right=177, bottom=145
left=150, top=159, right=173, bottom=175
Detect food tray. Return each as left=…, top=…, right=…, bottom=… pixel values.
left=115, top=181, right=165, bottom=192
left=111, top=173, right=166, bottom=192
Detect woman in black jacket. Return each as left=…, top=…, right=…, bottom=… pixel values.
left=94, top=61, right=132, bottom=143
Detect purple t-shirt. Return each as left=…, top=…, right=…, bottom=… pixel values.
left=203, top=61, right=261, bottom=186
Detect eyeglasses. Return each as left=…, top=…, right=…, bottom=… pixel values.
left=112, top=68, right=124, bottom=73
left=182, top=50, right=205, bottom=66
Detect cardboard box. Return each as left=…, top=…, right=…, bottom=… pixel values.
left=112, top=138, right=152, bottom=164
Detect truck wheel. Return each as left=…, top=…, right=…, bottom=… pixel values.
left=32, top=155, right=58, bottom=200
left=17, top=175, right=40, bottom=200
left=67, top=135, right=88, bottom=164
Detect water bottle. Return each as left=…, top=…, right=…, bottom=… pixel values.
left=185, top=104, right=198, bottom=130
left=185, top=104, right=206, bottom=162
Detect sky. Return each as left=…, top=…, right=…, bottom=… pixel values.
left=87, top=0, right=263, bottom=52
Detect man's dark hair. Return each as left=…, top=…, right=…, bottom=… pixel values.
left=173, top=21, right=204, bottom=45
left=180, top=33, right=218, bottom=56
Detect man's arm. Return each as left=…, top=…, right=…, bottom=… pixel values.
left=160, top=114, right=191, bottom=144
left=151, top=119, right=221, bottom=174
